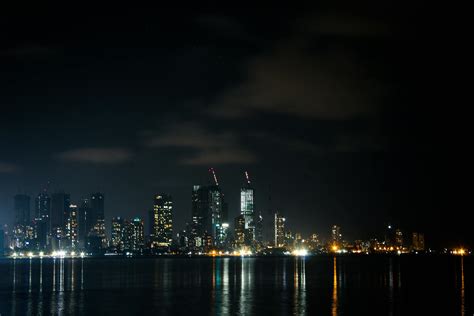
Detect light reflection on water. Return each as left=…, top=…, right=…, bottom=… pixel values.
left=0, top=256, right=469, bottom=315
left=461, top=257, right=465, bottom=316
left=293, top=257, right=307, bottom=315
left=332, top=256, right=338, bottom=316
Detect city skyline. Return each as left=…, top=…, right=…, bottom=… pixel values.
left=1, top=171, right=454, bottom=253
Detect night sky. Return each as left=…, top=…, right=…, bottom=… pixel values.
left=0, top=5, right=462, bottom=246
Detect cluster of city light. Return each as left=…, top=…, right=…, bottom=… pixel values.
left=292, top=249, right=308, bottom=256
left=452, top=248, right=466, bottom=256
left=11, top=251, right=86, bottom=258
left=330, top=245, right=348, bottom=254
left=237, top=249, right=253, bottom=257
left=213, top=250, right=230, bottom=256
left=51, top=250, right=67, bottom=258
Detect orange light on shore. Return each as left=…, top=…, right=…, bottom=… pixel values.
left=453, top=248, right=466, bottom=256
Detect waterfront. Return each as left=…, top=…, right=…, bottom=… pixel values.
left=0, top=256, right=471, bottom=315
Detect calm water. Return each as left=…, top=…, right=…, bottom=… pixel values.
left=0, top=256, right=471, bottom=315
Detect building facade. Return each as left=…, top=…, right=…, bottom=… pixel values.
left=274, top=213, right=285, bottom=248
left=111, top=217, right=124, bottom=251
left=152, top=194, right=173, bottom=248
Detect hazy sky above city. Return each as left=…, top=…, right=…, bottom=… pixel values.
left=0, top=5, right=459, bottom=245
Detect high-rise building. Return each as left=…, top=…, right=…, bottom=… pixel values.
left=331, top=225, right=342, bottom=249
left=35, top=218, right=48, bottom=250
left=152, top=194, right=173, bottom=248
left=284, top=230, right=295, bottom=248
left=274, top=213, right=285, bottom=248
left=254, top=213, right=264, bottom=244
left=240, top=183, right=255, bottom=232
left=385, top=224, right=395, bottom=246
left=90, top=193, right=106, bottom=247
left=50, top=193, right=71, bottom=235
left=191, top=185, right=206, bottom=237
left=219, top=199, right=230, bottom=247
left=177, top=228, right=189, bottom=251
left=148, top=209, right=154, bottom=239
left=35, top=192, right=51, bottom=234
left=395, top=229, right=403, bottom=248
left=78, top=198, right=91, bottom=247
left=131, top=217, right=145, bottom=252
left=13, top=194, right=31, bottom=249
left=309, top=233, right=320, bottom=250
left=14, top=194, right=30, bottom=225
left=412, top=232, right=425, bottom=251
left=234, top=215, right=246, bottom=247
left=65, top=204, right=79, bottom=249
left=191, top=185, right=226, bottom=246
left=22, top=225, right=35, bottom=250
left=222, top=200, right=229, bottom=224
left=123, top=218, right=144, bottom=253
left=208, top=186, right=223, bottom=244
left=111, top=217, right=124, bottom=251
left=90, top=193, right=104, bottom=224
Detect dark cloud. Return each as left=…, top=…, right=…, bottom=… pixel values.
left=0, top=162, right=19, bottom=173
left=211, top=40, right=382, bottom=120
left=0, top=44, right=57, bottom=58
left=197, top=15, right=243, bottom=33
left=57, top=147, right=134, bottom=164
left=146, top=122, right=257, bottom=165
left=253, top=129, right=385, bottom=156
left=299, top=13, right=391, bottom=38
left=333, top=131, right=386, bottom=153
left=181, top=148, right=256, bottom=165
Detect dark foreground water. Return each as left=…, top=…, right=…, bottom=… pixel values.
left=0, top=256, right=471, bottom=315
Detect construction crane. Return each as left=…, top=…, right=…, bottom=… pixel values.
left=209, top=168, right=219, bottom=186
left=245, top=171, right=251, bottom=185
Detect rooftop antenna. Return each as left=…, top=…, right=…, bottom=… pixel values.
left=209, top=168, right=219, bottom=186
left=245, top=171, right=251, bottom=185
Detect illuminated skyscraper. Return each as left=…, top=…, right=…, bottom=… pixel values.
left=331, top=225, right=342, bottom=248
left=65, top=204, right=78, bottom=249
left=90, top=193, right=106, bottom=247
left=152, top=194, right=173, bottom=248
left=131, top=217, right=145, bottom=252
left=309, top=233, right=320, bottom=250
left=209, top=186, right=224, bottom=244
left=274, top=213, right=285, bottom=248
left=50, top=192, right=70, bottom=240
left=191, top=184, right=226, bottom=246
left=240, top=185, right=255, bottom=232
left=395, top=229, right=403, bottom=248
left=111, top=217, right=124, bottom=251
left=412, top=232, right=425, bottom=251
left=13, top=194, right=31, bottom=249
left=234, top=215, right=245, bottom=247
left=123, top=218, right=144, bottom=253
